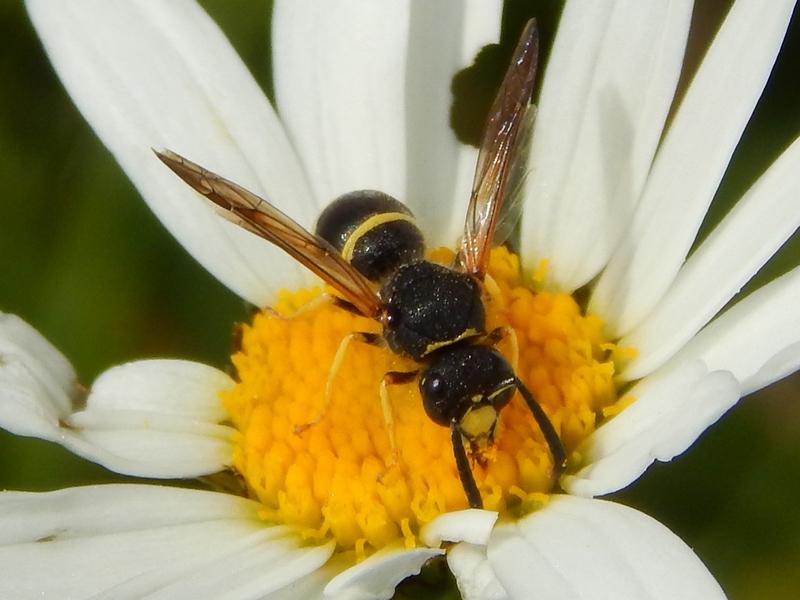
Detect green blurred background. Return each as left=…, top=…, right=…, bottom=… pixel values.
left=1, top=1, right=798, bottom=598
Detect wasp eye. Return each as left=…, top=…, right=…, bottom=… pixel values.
left=422, top=373, right=445, bottom=397
left=420, top=371, right=454, bottom=426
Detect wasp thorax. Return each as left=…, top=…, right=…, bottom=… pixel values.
left=314, top=190, right=425, bottom=283
left=380, top=262, right=486, bottom=361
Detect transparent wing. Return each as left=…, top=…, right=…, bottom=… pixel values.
left=491, top=104, right=536, bottom=249
left=459, top=19, right=539, bottom=277
left=155, top=150, right=384, bottom=318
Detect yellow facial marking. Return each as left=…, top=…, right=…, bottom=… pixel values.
left=459, top=404, right=500, bottom=441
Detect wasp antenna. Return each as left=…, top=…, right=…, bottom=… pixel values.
left=515, top=379, right=568, bottom=479
left=451, top=422, right=483, bottom=509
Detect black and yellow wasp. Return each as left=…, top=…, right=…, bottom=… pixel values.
left=157, top=20, right=566, bottom=509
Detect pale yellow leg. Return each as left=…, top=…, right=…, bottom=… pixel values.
left=294, top=331, right=359, bottom=435
left=483, top=273, right=503, bottom=308
left=262, top=292, right=336, bottom=321
left=379, top=376, right=398, bottom=468
left=505, top=326, right=520, bottom=371
left=482, top=273, right=520, bottom=370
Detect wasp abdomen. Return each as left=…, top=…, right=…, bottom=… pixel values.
left=315, top=190, right=425, bottom=282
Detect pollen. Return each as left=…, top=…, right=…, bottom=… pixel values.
left=223, top=247, right=620, bottom=553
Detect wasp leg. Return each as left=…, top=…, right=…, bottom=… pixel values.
left=451, top=421, right=483, bottom=509
left=263, top=292, right=344, bottom=322
left=294, top=331, right=383, bottom=435
left=329, top=295, right=364, bottom=315
left=515, top=378, right=568, bottom=479
left=483, top=273, right=503, bottom=308
left=482, top=273, right=520, bottom=369
left=486, top=325, right=520, bottom=371
left=378, top=370, right=417, bottom=472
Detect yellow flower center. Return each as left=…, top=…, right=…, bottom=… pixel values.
left=223, top=247, right=620, bottom=554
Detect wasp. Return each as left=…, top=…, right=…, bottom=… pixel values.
left=156, top=19, right=566, bottom=509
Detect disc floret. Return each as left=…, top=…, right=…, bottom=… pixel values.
left=223, top=247, right=621, bottom=553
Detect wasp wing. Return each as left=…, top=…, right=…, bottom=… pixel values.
left=459, top=19, right=539, bottom=277
left=155, top=150, right=383, bottom=318
left=490, top=104, right=536, bottom=251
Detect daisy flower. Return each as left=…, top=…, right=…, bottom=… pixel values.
left=1, top=0, right=798, bottom=598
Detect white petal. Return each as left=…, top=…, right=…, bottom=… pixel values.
left=116, top=536, right=333, bottom=600
left=488, top=496, right=725, bottom=600
left=65, top=360, right=236, bottom=478
left=590, top=0, right=796, bottom=336
left=0, top=485, right=335, bottom=599
left=420, top=509, right=498, bottom=547
left=404, top=2, right=502, bottom=247
left=273, top=1, right=411, bottom=205
left=0, top=325, right=236, bottom=480
left=448, top=543, right=508, bottom=600
left=26, top=0, right=317, bottom=306
left=668, top=265, right=800, bottom=396
left=0, top=313, right=80, bottom=439
left=324, top=544, right=442, bottom=600
left=80, top=359, right=231, bottom=421
left=620, top=134, right=800, bottom=381
left=273, top=1, right=502, bottom=247
left=521, top=0, right=693, bottom=292
left=260, top=563, right=333, bottom=600
left=562, top=360, right=740, bottom=498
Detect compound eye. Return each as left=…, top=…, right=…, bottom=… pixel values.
left=419, top=371, right=455, bottom=426
left=422, top=372, right=445, bottom=397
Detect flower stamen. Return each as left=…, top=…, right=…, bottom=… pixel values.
left=223, top=247, right=622, bottom=552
